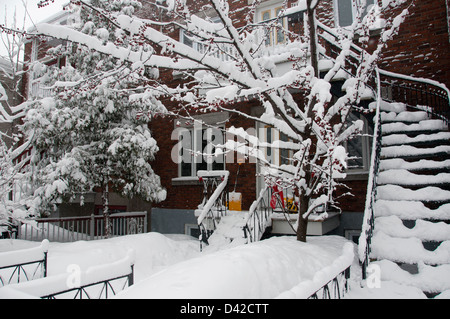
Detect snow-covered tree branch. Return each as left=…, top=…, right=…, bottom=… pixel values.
left=2, top=0, right=413, bottom=240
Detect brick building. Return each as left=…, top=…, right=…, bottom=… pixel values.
left=22, top=0, right=449, bottom=240
left=141, top=0, right=450, bottom=239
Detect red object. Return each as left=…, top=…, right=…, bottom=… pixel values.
left=270, top=185, right=285, bottom=209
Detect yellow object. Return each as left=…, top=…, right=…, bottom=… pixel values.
left=229, top=191, right=242, bottom=211
left=286, top=197, right=298, bottom=213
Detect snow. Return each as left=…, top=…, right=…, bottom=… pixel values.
left=374, top=200, right=450, bottom=221
left=381, top=145, right=450, bottom=158
left=114, top=235, right=353, bottom=299
left=377, top=184, right=450, bottom=202
left=375, top=215, right=450, bottom=242
left=378, top=169, right=450, bottom=186
left=371, top=232, right=450, bottom=265
left=380, top=158, right=450, bottom=172
left=382, top=119, right=448, bottom=134
left=374, top=259, right=450, bottom=295
left=382, top=132, right=450, bottom=147
left=0, top=231, right=448, bottom=299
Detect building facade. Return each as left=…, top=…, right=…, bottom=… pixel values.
left=22, top=0, right=450, bottom=240
left=141, top=0, right=449, bottom=239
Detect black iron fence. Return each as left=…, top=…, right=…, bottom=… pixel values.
left=0, top=240, right=48, bottom=286
left=17, top=212, right=148, bottom=243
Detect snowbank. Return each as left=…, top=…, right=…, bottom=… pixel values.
left=114, top=236, right=354, bottom=299
left=0, top=232, right=200, bottom=284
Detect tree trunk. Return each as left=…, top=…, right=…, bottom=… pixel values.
left=306, top=0, right=320, bottom=77
left=102, top=183, right=110, bottom=238
left=296, top=193, right=309, bottom=242
left=295, top=0, right=321, bottom=243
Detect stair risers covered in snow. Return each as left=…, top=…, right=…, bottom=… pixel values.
left=372, top=103, right=450, bottom=298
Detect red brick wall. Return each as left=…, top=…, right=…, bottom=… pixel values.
left=379, top=0, right=450, bottom=88
left=149, top=100, right=259, bottom=211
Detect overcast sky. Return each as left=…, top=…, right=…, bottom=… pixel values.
left=0, top=0, right=68, bottom=59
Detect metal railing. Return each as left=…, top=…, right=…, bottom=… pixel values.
left=6, top=253, right=134, bottom=299
left=41, top=260, right=134, bottom=299
left=315, top=20, right=450, bottom=280
left=358, top=69, right=383, bottom=279
left=196, top=170, right=229, bottom=250
left=243, top=186, right=276, bottom=243
left=18, top=212, right=148, bottom=242
left=378, top=69, right=450, bottom=126
left=0, top=240, right=48, bottom=286
left=308, top=267, right=351, bottom=299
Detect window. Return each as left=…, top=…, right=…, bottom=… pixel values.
left=279, top=132, right=291, bottom=166
left=335, top=0, right=374, bottom=27
left=345, top=112, right=373, bottom=173
left=180, top=18, right=236, bottom=62
left=257, top=4, right=287, bottom=47
left=175, top=125, right=225, bottom=178
left=258, top=125, right=293, bottom=167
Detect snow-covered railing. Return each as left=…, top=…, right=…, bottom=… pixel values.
left=18, top=212, right=148, bottom=242
left=359, top=68, right=383, bottom=279
left=243, top=186, right=274, bottom=243
left=316, top=21, right=363, bottom=77
left=317, top=20, right=449, bottom=126
left=196, top=170, right=229, bottom=250
left=0, top=240, right=49, bottom=286
left=378, top=69, right=450, bottom=126
left=276, top=242, right=354, bottom=299
left=3, top=251, right=134, bottom=299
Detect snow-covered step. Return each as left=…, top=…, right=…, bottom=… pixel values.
left=381, top=110, right=430, bottom=124
left=382, top=132, right=450, bottom=147
left=379, top=101, right=408, bottom=113
left=374, top=200, right=450, bottom=221
left=377, top=169, right=450, bottom=188
left=382, top=119, right=448, bottom=135
left=371, top=232, right=450, bottom=266
left=375, top=259, right=450, bottom=296
left=380, top=145, right=450, bottom=160
left=376, top=184, right=450, bottom=203
left=370, top=99, right=450, bottom=298
left=375, top=216, right=450, bottom=242
left=379, top=158, right=450, bottom=173
left=204, top=211, right=248, bottom=251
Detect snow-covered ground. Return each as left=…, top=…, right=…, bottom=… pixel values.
left=0, top=232, right=438, bottom=299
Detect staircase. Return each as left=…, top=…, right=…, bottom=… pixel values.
left=196, top=172, right=275, bottom=252
left=369, top=101, right=450, bottom=298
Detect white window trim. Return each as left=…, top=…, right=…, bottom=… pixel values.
left=173, top=113, right=228, bottom=179
left=254, top=0, right=288, bottom=47
left=176, top=126, right=226, bottom=178
left=344, top=112, right=372, bottom=176
left=333, top=0, right=375, bottom=28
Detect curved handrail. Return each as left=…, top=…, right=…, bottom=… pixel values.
left=243, top=186, right=272, bottom=243
left=378, top=69, right=450, bottom=126
left=196, top=170, right=229, bottom=250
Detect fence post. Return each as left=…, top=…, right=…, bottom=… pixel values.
left=144, top=212, right=148, bottom=233
left=90, top=214, right=95, bottom=240
left=128, top=264, right=134, bottom=286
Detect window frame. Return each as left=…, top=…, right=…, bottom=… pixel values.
left=177, top=126, right=226, bottom=178
left=334, top=0, right=375, bottom=27
left=256, top=2, right=288, bottom=47
left=344, top=111, right=373, bottom=175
